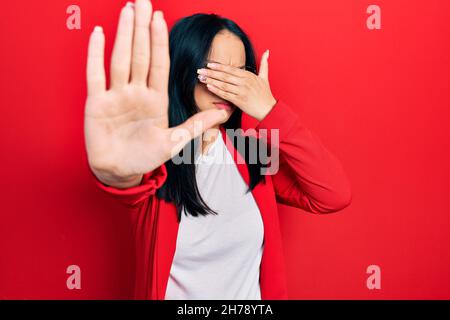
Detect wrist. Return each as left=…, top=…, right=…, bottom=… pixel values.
left=91, top=166, right=143, bottom=189
left=255, top=97, right=277, bottom=122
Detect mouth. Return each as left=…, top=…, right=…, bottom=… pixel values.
left=213, top=102, right=234, bottom=111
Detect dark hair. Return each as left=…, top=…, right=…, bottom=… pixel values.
left=156, top=13, right=267, bottom=222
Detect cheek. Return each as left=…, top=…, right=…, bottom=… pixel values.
left=194, top=84, right=216, bottom=111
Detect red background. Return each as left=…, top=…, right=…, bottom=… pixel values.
left=1, top=0, right=449, bottom=299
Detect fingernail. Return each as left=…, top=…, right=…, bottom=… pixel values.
left=154, top=11, right=163, bottom=19
left=266, top=49, right=270, bottom=58
left=197, top=69, right=207, bottom=75
left=94, top=26, right=103, bottom=33
left=126, top=2, right=134, bottom=8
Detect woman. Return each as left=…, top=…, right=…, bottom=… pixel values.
left=84, top=0, right=352, bottom=300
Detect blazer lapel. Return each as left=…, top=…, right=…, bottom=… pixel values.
left=154, top=192, right=179, bottom=299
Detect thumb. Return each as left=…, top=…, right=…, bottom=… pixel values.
left=168, top=109, right=228, bottom=156
left=258, top=49, right=270, bottom=80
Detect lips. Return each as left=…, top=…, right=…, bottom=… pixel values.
left=213, top=102, right=233, bottom=111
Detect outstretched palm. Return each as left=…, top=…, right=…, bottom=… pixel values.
left=84, top=0, right=226, bottom=187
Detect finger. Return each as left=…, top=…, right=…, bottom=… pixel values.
left=198, top=75, right=240, bottom=95
left=258, top=49, right=269, bottom=80
left=110, top=3, right=134, bottom=88
left=131, top=0, right=152, bottom=84
left=148, top=11, right=170, bottom=92
left=206, top=62, right=248, bottom=78
left=168, top=109, right=228, bottom=154
left=87, top=26, right=106, bottom=96
left=197, top=68, right=243, bottom=86
left=205, top=83, right=239, bottom=104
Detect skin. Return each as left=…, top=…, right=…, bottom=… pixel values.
left=84, top=0, right=277, bottom=189
left=194, top=30, right=245, bottom=155
left=195, top=30, right=277, bottom=154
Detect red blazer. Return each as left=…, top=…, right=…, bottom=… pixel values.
left=90, top=100, right=352, bottom=299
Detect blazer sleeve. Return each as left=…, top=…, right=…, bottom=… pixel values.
left=89, top=164, right=168, bottom=208
left=254, top=99, right=352, bottom=213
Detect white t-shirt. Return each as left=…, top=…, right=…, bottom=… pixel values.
left=165, top=129, right=265, bottom=300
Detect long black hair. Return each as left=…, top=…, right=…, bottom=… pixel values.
left=156, top=13, right=267, bottom=222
